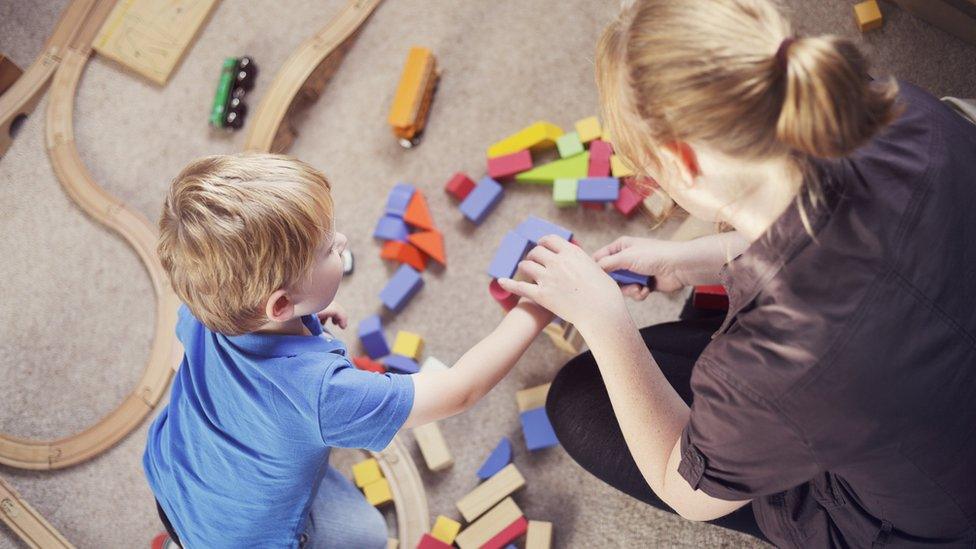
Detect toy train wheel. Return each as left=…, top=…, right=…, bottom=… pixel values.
left=235, top=56, right=257, bottom=91
left=225, top=102, right=247, bottom=129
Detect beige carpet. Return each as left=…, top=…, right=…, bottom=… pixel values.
left=1, top=0, right=973, bottom=547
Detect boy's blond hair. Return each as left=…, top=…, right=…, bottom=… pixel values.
left=158, top=153, right=334, bottom=335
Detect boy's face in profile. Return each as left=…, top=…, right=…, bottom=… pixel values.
left=288, top=229, right=348, bottom=317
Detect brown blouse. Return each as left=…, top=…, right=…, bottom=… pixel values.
left=677, top=82, right=976, bottom=547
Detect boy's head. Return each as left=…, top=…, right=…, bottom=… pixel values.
left=158, top=153, right=347, bottom=335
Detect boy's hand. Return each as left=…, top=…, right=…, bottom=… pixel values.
left=316, top=302, right=348, bottom=330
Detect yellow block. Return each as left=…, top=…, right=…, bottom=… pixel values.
left=574, top=116, right=602, bottom=143
left=352, top=458, right=383, bottom=488
left=363, top=477, right=393, bottom=506
left=431, top=515, right=462, bottom=544
left=610, top=155, right=635, bottom=178
left=487, top=121, right=564, bottom=158
left=853, top=1, right=883, bottom=32
left=392, top=330, right=424, bottom=359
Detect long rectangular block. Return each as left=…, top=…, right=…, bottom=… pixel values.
left=526, top=520, right=553, bottom=549
left=459, top=177, right=504, bottom=224
left=456, top=463, right=526, bottom=522
left=488, top=149, right=533, bottom=179
left=455, top=498, right=525, bottom=549
left=374, top=215, right=409, bottom=241
left=413, top=421, right=454, bottom=471
left=380, top=265, right=423, bottom=312
left=417, top=533, right=452, bottom=549
left=384, top=354, right=420, bottom=374
left=385, top=183, right=416, bottom=217
left=515, top=216, right=573, bottom=244
left=487, top=231, right=532, bottom=280
left=520, top=407, right=559, bottom=451
left=487, top=121, right=563, bottom=158
left=577, top=177, right=620, bottom=202
left=553, top=178, right=578, bottom=207
left=358, top=315, right=390, bottom=359
left=516, top=383, right=551, bottom=412
left=609, top=270, right=649, bottom=287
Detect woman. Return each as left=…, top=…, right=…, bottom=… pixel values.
left=497, top=0, right=976, bottom=546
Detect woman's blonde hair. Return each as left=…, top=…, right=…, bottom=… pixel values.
left=158, top=153, right=334, bottom=335
left=597, top=0, right=899, bottom=199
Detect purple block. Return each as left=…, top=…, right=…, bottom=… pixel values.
left=373, top=215, right=409, bottom=241
left=609, top=269, right=649, bottom=287
left=515, top=215, right=573, bottom=244
left=487, top=231, right=532, bottom=280
left=459, top=177, right=504, bottom=225
left=357, top=315, right=389, bottom=359
left=385, top=183, right=416, bottom=217
left=577, top=177, right=620, bottom=203
left=383, top=354, right=420, bottom=374
left=520, top=407, right=559, bottom=451
left=380, top=264, right=423, bottom=312
left=476, top=437, right=512, bottom=480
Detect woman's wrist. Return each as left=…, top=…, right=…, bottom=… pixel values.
left=575, top=295, right=632, bottom=338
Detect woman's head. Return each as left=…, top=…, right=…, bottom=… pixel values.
left=598, top=0, right=899, bottom=223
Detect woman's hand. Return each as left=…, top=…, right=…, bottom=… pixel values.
left=316, top=302, right=348, bottom=329
left=593, top=236, right=691, bottom=297
left=497, top=236, right=627, bottom=330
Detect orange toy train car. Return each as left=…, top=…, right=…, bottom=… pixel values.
left=388, top=46, right=440, bottom=148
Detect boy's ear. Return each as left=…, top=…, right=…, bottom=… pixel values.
left=664, top=141, right=701, bottom=181
left=265, top=289, right=294, bottom=323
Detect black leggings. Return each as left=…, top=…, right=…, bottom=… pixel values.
left=545, top=314, right=770, bottom=544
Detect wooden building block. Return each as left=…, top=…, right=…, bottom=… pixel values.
left=386, top=183, right=416, bottom=217
left=489, top=278, right=520, bottom=311
left=641, top=189, right=676, bottom=221
left=459, top=177, right=504, bottom=224
left=526, top=520, right=553, bottom=549
left=352, top=458, right=383, bottom=487
left=577, top=177, right=620, bottom=203
left=445, top=172, right=476, bottom=201
left=408, top=230, right=447, bottom=265
left=392, top=330, right=424, bottom=359
left=520, top=407, right=559, bottom=451
left=516, top=153, right=589, bottom=184
left=413, top=421, right=454, bottom=471
left=556, top=131, right=584, bottom=158
left=516, top=384, right=551, bottom=413
left=543, top=320, right=584, bottom=354
left=553, top=178, right=578, bottom=207
left=404, top=191, right=435, bottom=230
left=488, top=149, right=533, bottom=179
left=610, top=155, right=636, bottom=178
left=358, top=315, right=390, bottom=359
left=515, top=216, right=573, bottom=244
left=431, top=515, right=462, bottom=545
left=477, top=437, right=513, bottom=480
left=456, top=463, right=526, bottom=522
left=455, top=498, right=526, bottom=549
left=387, top=539, right=398, bottom=549
left=614, top=184, right=644, bottom=217
left=854, top=0, right=883, bottom=32
left=421, top=356, right=450, bottom=372
left=488, top=231, right=532, bottom=280
left=0, top=55, right=23, bottom=96
left=384, top=354, right=420, bottom=374
left=353, top=355, right=387, bottom=374
left=575, top=116, right=602, bottom=143
left=94, top=0, right=218, bottom=85
left=693, top=285, right=729, bottom=310
left=488, top=121, right=564, bottom=158
left=363, top=477, right=393, bottom=506
left=417, top=533, right=452, bottom=549
left=388, top=47, right=438, bottom=142
left=379, top=265, right=424, bottom=312
left=381, top=241, right=427, bottom=272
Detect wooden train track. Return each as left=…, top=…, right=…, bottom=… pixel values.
left=243, top=0, right=384, bottom=153
left=372, top=439, right=430, bottom=547
left=0, top=478, right=73, bottom=549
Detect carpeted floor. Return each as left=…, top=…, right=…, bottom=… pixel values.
left=1, top=0, right=973, bottom=547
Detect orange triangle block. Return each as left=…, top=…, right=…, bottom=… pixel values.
left=381, top=241, right=427, bottom=271
left=408, top=230, right=446, bottom=265
left=404, top=191, right=435, bottom=230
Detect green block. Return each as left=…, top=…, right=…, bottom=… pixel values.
left=556, top=131, right=583, bottom=158
left=516, top=152, right=590, bottom=184
left=553, top=179, right=579, bottom=207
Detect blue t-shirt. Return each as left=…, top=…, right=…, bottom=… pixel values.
left=143, top=305, right=414, bottom=548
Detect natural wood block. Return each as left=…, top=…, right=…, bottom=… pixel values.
left=516, top=383, right=551, bottom=413
left=456, top=463, right=525, bottom=522
left=0, top=55, right=23, bottom=96
left=526, top=520, right=553, bottom=549
left=413, top=421, right=454, bottom=472
left=454, top=497, right=524, bottom=549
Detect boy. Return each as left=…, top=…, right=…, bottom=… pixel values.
left=143, top=153, right=552, bottom=548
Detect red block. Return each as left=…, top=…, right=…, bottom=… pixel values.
left=487, top=149, right=533, bottom=179
left=693, top=285, right=729, bottom=311
left=483, top=516, right=529, bottom=549
left=588, top=139, right=612, bottom=177
left=445, top=172, right=476, bottom=201
left=489, top=278, right=519, bottom=311
left=416, top=533, right=452, bottom=549
left=582, top=201, right=605, bottom=211
left=353, top=356, right=387, bottom=373
left=614, top=184, right=643, bottom=217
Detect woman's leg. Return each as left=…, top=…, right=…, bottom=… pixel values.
left=302, top=464, right=389, bottom=549
left=546, top=317, right=769, bottom=543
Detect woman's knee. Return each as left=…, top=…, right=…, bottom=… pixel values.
left=546, top=354, right=609, bottom=452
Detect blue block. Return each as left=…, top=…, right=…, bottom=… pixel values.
left=487, top=231, right=532, bottom=280
left=459, top=177, right=504, bottom=224
left=380, top=264, right=423, bottom=312
left=520, top=407, right=559, bottom=451
left=373, top=215, right=409, bottom=241
left=383, top=354, right=420, bottom=374
left=357, top=315, right=389, bottom=359
left=515, top=215, right=573, bottom=244
left=476, top=437, right=512, bottom=480
left=609, top=269, right=649, bottom=287
left=577, top=177, right=620, bottom=202
left=385, top=183, right=416, bottom=217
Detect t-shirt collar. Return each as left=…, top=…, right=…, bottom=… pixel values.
left=223, top=314, right=346, bottom=358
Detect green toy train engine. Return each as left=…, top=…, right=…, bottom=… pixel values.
left=209, top=56, right=257, bottom=130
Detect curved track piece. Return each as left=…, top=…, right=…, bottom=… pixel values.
left=0, top=478, right=74, bottom=548
left=372, top=438, right=429, bottom=547
left=243, top=0, right=384, bottom=153
left=0, top=0, right=101, bottom=158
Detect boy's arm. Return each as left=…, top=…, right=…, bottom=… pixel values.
left=401, top=301, right=552, bottom=429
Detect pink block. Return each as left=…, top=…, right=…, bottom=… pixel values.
left=614, top=184, right=643, bottom=217
left=445, top=172, right=476, bottom=201
left=483, top=516, right=529, bottom=549
left=622, top=176, right=656, bottom=199
left=489, top=278, right=519, bottom=311
left=588, top=155, right=611, bottom=177
left=487, top=150, right=533, bottom=179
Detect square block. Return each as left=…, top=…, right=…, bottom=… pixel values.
left=610, top=155, right=635, bottom=178
left=488, top=231, right=532, bottom=280
left=577, top=177, right=620, bottom=203
left=385, top=183, right=416, bottom=217
left=459, top=177, right=504, bottom=225
left=556, top=131, right=584, bottom=158
left=520, top=407, right=559, bottom=451
left=553, top=178, right=578, bottom=207
left=431, top=515, right=462, bottom=545
left=352, top=458, right=382, bottom=487
left=363, top=477, right=393, bottom=506
left=373, top=215, right=409, bottom=241
left=487, top=149, right=533, bottom=179
left=854, top=0, right=882, bottom=32
left=445, top=172, right=476, bottom=201
left=515, top=216, right=573, bottom=244
left=575, top=116, right=602, bottom=143
left=614, top=184, right=643, bottom=217
left=392, top=330, right=424, bottom=359
left=384, top=354, right=420, bottom=374
left=380, top=265, right=424, bottom=312
left=357, top=315, right=390, bottom=359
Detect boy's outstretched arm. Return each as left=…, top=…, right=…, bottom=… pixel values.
left=401, top=301, right=552, bottom=429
